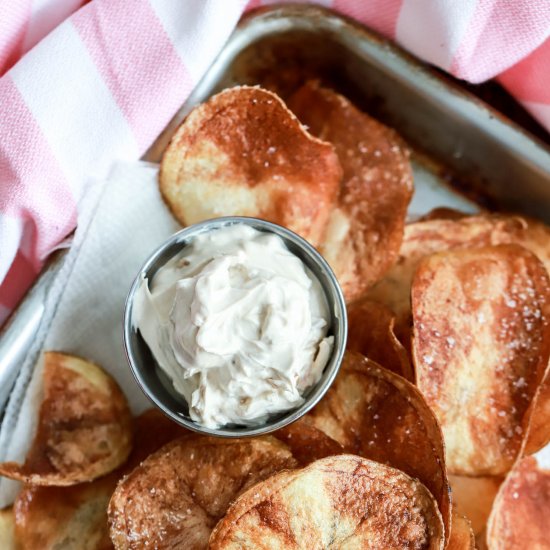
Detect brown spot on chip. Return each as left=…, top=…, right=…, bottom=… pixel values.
left=487, top=455, right=550, bottom=550
left=288, top=81, right=413, bottom=300
left=305, top=351, right=450, bottom=541
left=346, top=299, right=413, bottom=380
left=368, top=213, right=550, bottom=345
left=0, top=352, right=132, bottom=486
left=418, top=208, right=470, bottom=222
left=412, top=245, right=550, bottom=476
left=159, top=86, right=342, bottom=246
left=108, top=436, right=296, bottom=550
left=273, top=418, right=344, bottom=466
left=209, top=455, right=445, bottom=549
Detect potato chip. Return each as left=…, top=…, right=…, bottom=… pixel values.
left=288, top=81, right=413, bottom=300
left=514, top=218, right=550, bottom=457
left=487, top=455, right=550, bottom=549
left=273, top=418, right=344, bottom=465
left=346, top=299, right=413, bottom=380
left=0, top=352, right=132, bottom=486
left=449, top=475, right=502, bottom=546
left=10, top=409, right=190, bottom=550
left=448, top=512, right=475, bottom=550
left=14, top=478, right=115, bottom=550
left=126, top=408, right=192, bottom=469
left=209, top=454, right=445, bottom=549
left=108, top=436, right=296, bottom=549
left=160, top=86, right=342, bottom=246
left=412, top=245, right=550, bottom=475
left=305, top=351, right=450, bottom=540
left=0, top=509, right=15, bottom=550
left=516, top=215, right=550, bottom=274
left=368, top=213, right=550, bottom=343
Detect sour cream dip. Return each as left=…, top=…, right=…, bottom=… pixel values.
left=132, top=223, right=334, bottom=429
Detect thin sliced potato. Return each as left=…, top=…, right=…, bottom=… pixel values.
left=412, top=245, right=550, bottom=476
left=288, top=81, right=413, bottom=300
left=0, top=508, right=15, bottom=550
left=273, top=418, right=344, bottom=466
left=516, top=215, right=550, bottom=273
left=449, top=475, right=502, bottom=547
left=160, top=86, right=342, bottom=246
left=14, top=478, right=115, bottom=550
left=0, top=352, right=132, bottom=486
left=487, top=455, right=550, bottom=549
left=11, top=409, right=190, bottom=550
left=108, top=436, right=297, bottom=550
left=209, top=454, right=445, bottom=549
left=448, top=512, right=475, bottom=550
left=306, top=351, right=450, bottom=541
left=126, top=408, right=193, bottom=470
left=346, top=299, right=413, bottom=380
left=368, top=213, right=550, bottom=343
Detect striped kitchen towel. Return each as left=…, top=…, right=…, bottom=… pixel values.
left=1, top=0, right=549, bottom=325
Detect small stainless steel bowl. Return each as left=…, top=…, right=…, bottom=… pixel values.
left=123, top=216, right=347, bottom=437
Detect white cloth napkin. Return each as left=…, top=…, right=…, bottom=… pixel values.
left=0, top=161, right=179, bottom=506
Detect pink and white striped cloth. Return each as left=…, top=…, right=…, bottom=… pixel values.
left=1, top=0, right=549, bottom=326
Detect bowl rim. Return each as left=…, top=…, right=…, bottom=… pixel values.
left=123, top=216, right=347, bottom=437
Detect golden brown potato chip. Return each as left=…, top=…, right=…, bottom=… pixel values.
left=305, top=351, right=450, bottom=540
left=487, top=455, right=550, bottom=549
left=368, top=213, right=550, bottom=343
left=273, top=418, right=344, bottom=466
left=108, top=436, right=296, bottom=550
left=288, top=81, right=413, bottom=300
left=412, top=245, right=550, bottom=476
left=209, top=454, right=445, bottom=549
left=14, top=478, right=115, bottom=550
left=10, top=409, right=191, bottom=550
left=0, top=352, right=132, bottom=486
left=346, top=299, right=413, bottom=380
left=515, top=218, right=550, bottom=457
left=160, top=86, right=342, bottom=246
left=448, top=512, right=475, bottom=550
left=0, top=508, right=15, bottom=550
left=449, top=474, right=502, bottom=547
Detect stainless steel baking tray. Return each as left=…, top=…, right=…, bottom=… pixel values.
left=2, top=3, right=550, bottom=416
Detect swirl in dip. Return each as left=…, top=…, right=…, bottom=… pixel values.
left=132, top=223, right=334, bottom=429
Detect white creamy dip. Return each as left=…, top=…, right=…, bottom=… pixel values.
left=132, top=224, right=334, bottom=428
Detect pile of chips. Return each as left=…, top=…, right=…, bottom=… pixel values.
left=1, top=83, right=549, bottom=549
